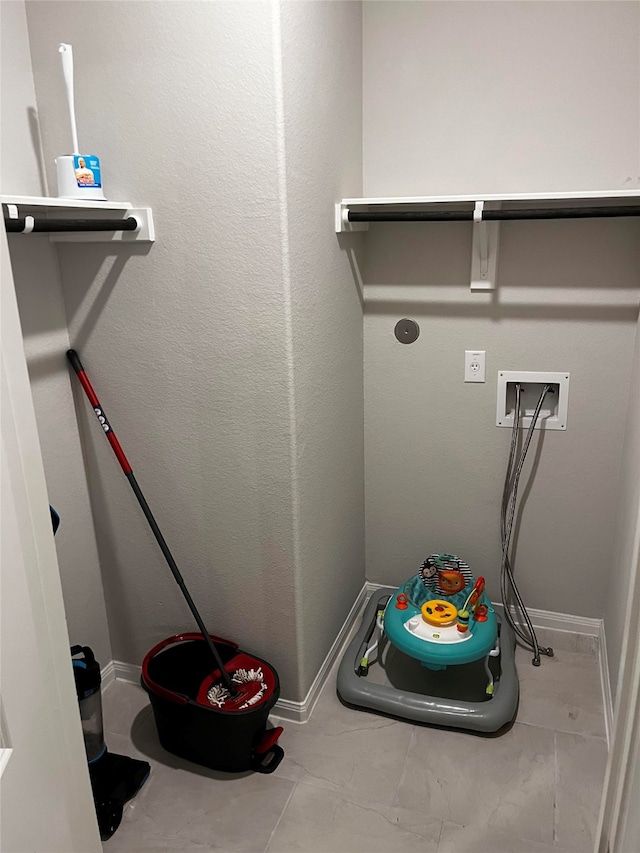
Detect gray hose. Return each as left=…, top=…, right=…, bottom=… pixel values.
left=500, top=384, right=554, bottom=665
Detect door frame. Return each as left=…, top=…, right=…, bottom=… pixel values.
left=1, top=227, right=102, bottom=852
left=596, top=506, right=640, bottom=851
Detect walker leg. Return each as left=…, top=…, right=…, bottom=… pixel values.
left=356, top=597, right=388, bottom=676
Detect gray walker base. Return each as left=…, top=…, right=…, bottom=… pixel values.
left=337, top=589, right=519, bottom=734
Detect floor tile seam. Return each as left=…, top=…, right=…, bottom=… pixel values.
left=517, top=669, right=603, bottom=684
left=339, top=795, right=444, bottom=843
left=509, top=720, right=557, bottom=737
left=263, top=780, right=298, bottom=853
left=285, top=774, right=409, bottom=815
left=274, top=777, right=447, bottom=846
left=390, top=724, right=416, bottom=808
left=436, top=822, right=572, bottom=853
left=273, top=766, right=343, bottom=792
left=419, top=811, right=556, bottom=850
left=515, top=719, right=607, bottom=742
left=285, top=771, right=551, bottom=846
left=516, top=649, right=600, bottom=663
left=552, top=728, right=608, bottom=744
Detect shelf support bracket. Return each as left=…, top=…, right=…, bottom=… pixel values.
left=3, top=203, right=35, bottom=234
left=335, top=203, right=368, bottom=233
left=471, top=201, right=500, bottom=292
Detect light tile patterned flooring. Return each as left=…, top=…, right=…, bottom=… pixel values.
left=102, top=626, right=607, bottom=853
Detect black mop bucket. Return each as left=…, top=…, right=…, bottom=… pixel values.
left=142, top=633, right=284, bottom=774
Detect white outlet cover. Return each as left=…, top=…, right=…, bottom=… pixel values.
left=465, top=350, right=486, bottom=382
left=496, top=371, right=570, bottom=430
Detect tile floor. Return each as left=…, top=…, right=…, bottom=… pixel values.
left=102, top=625, right=607, bottom=853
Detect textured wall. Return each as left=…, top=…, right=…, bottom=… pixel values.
left=279, top=0, right=364, bottom=690
left=10, top=237, right=113, bottom=666
left=26, top=0, right=295, bottom=693
left=362, top=1, right=640, bottom=617
left=362, top=221, right=639, bottom=617
left=24, top=0, right=364, bottom=701
left=0, top=0, right=45, bottom=195
left=364, top=1, right=640, bottom=196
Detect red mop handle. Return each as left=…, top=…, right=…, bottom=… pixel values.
left=66, top=350, right=132, bottom=474
left=65, top=348, right=237, bottom=697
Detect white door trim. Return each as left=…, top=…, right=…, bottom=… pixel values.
left=595, top=508, right=640, bottom=852
left=0, top=228, right=102, bottom=852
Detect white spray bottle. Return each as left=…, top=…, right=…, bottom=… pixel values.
left=56, top=43, right=106, bottom=200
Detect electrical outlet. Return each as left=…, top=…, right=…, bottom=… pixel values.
left=465, top=350, right=486, bottom=382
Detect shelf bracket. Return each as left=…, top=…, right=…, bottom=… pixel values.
left=335, top=203, right=368, bottom=234
left=3, top=203, right=35, bottom=234
left=470, top=201, right=500, bottom=292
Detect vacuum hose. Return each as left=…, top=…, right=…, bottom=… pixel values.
left=500, top=384, right=554, bottom=666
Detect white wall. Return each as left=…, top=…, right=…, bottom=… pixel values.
left=23, top=0, right=364, bottom=701
left=0, top=0, right=46, bottom=195
left=362, top=1, right=640, bottom=618
left=26, top=0, right=295, bottom=689
left=279, top=0, right=364, bottom=688
left=364, top=1, right=640, bottom=196
left=10, top=237, right=113, bottom=666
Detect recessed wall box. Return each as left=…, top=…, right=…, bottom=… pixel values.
left=496, top=371, right=570, bottom=431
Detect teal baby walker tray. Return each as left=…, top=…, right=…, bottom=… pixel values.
left=385, top=555, right=498, bottom=672
left=337, top=554, right=519, bottom=733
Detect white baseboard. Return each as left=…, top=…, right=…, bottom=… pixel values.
left=368, top=583, right=603, bottom=638
left=370, top=580, right=602, bottom=636
left=102, top=659, right=140, bottom=687
left=101, top=659, right=117, bottom=689
left=272, top=581, right=369, bottom=724
left=490, top=601, right=602, bottom=636
left=101, top=581, right=371, bottom=725
left=103, top=583, right=611, bottom=736
left=599, top=621, right=614, bottom=747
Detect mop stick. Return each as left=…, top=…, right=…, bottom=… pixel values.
left=66, top=349, right=238, bottom=697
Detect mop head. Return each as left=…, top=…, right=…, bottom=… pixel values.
left=196, top=653, right=276, bottom=711
left=206, top=668, right=266, bottom=709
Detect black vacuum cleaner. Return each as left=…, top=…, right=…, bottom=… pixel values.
left=71, top=645, right=150, bottom=841
left=50, top=506, right=149, bottom=841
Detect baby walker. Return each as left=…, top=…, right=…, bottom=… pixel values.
left=337, top=383, right=559, bottom=733
left=337, top=554, right=519, bottom=733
